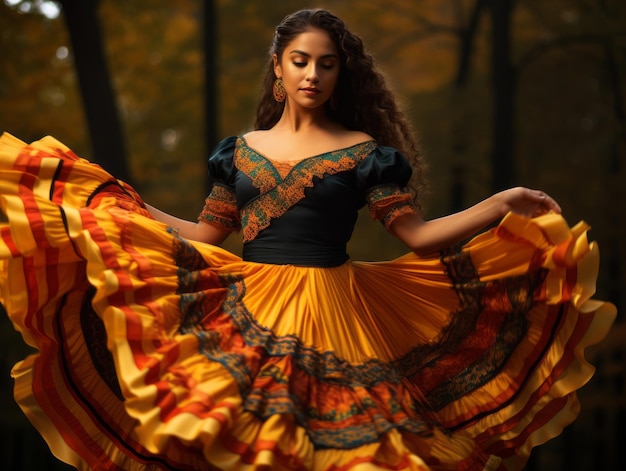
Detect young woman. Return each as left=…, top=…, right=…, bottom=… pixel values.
left=0, top=8, right=615, bottom=471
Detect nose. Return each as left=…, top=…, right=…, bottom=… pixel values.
left=306, top=64, right=320, bottom=83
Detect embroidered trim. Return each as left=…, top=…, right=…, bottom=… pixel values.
left=367, top=185, right=417, bottom=230
left=417, top=246, right=548, bottom=427
left=187, top=275, right=433, bottom=449
left=268, top=158, right=298, bottom=179
left=235, top=139, right=377, bottom=242
left=171, top=237, right=549, bottom=447
left=381, top=204, right=416, bottom=230
left=197, top=184, right=240, bottom=231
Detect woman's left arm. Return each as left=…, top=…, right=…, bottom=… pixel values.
left=145, top=203, right=231, bottom=245
left=390, top=187, right=561, bottom=256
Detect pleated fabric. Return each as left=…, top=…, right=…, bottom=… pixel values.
left=0, top=133, right=616, bottom=471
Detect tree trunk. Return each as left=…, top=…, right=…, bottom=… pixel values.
left=454, top=0, right=488, bottom=88
left=59, top=0, right=131, bottom=183
left=488, top=0, right=516, bottom=192
left=202, top=0, right=217, bottom=192
left=450, top=0, right=489, bottom=212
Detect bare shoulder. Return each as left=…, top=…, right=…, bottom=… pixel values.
left=332, top=129, right=374, bottom=147
left=241, top=129, right=270, bottom=145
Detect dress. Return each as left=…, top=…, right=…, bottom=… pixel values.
left=0, top=132, right=616, bottom=471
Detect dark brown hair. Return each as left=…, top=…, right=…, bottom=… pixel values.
left=254, top=8, right=427, bottom=207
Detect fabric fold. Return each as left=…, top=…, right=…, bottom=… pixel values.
left=0, top=133, right=616, bottom=470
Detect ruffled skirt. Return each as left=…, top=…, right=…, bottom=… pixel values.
left=0, top=134, right=616, bottom=470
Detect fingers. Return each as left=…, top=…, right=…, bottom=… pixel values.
left=546, top=196, right=561, bottom=214
left=530, top=189, right=562, bottom=215
left=501, top=187, right=562, bottom=217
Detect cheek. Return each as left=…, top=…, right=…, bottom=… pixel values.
left=284, top=67, right=305, bottom=84
left=327, top=66, right=340, bottom=81
left=325, top=70, right=340, bottom=88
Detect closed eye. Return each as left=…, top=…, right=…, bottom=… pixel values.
left=292, top=62, right=335, bottom=70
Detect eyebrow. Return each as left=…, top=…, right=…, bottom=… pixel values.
left=289, top=50, right=338, bottom=59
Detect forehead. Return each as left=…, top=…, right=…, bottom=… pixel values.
left=284, top=28, right=338, bottom=56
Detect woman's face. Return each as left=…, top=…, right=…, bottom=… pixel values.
left=274, top=28, right=340, bottom=110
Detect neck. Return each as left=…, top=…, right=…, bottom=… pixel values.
left=274, top=102, right=332, bottom=133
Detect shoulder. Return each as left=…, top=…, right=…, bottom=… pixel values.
left=210, top=135, right=239, bottom=157
left=356, top=144, right=412, bottom=187
left=241, top=130, right=270, bottom=147
left=207, top=136, right=239, bottom=181
left=338, top=130, right=374, bottom=143
left=330, top=129, right=374, bottom=148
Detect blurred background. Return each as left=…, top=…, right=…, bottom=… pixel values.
left=0, top=0, right=624, bottom=469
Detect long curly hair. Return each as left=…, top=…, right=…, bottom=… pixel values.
left=254, top=8, right=427, bottom=208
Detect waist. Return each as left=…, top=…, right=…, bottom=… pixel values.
left=243, top=241, right=349, bottom=267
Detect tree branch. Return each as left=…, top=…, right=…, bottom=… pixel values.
left=517, top=33, right=607, bottom=72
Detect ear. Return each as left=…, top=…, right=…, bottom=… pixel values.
left=272, top=54, right=281, bottom=78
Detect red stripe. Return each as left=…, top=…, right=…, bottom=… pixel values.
left=552, top=240, right=570, bottom=267
left=472, top=306, right=593, bottom=450
left=441, top=305, right=563, bottom=428
left=485, top=396, right=569, bottom=458
left=561, top=264, right=578, bottom=301
left=51, top=158, right=74, bottom=204
left=0, top=226, right=20, bottom=256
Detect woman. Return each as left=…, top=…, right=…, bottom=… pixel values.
left=0, top=8, right=615, bottom=471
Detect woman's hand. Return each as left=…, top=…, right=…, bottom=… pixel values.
left=496, top=187, right=561, bottom=218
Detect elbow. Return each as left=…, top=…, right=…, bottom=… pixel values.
left=391, top=220, right=440, bottom=257
left=397, top=232, right=440, bottom=257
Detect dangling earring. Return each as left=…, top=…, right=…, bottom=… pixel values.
left=273, top=77, right=286, bottom=103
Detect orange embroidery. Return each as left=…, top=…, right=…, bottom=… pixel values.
left=269, top=159, right=299, bottom=179
left=197, top=184, right=240, bottom=231
left=235, top=138, right=377, bottom=242
left=367, top=185, right=417, bottom=231
left=382, top=204, right=417, bottom=231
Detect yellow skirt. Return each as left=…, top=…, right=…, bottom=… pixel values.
left=0, top=134, right=616, bottom=471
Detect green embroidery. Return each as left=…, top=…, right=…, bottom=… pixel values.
left=235, top=139, right=377, bottom=242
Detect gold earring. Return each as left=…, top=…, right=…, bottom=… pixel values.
left=273, top=77, right=286, bottom=103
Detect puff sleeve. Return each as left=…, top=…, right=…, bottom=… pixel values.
left=197, top=136, right=241, bottom=232
left=356, top=145, right=418, bottom=231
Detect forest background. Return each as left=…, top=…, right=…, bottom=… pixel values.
left=0, top=0, right=624, bottom=470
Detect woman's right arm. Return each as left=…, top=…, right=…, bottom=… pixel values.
left=145, top=203, right=231, bottom=245
left=390, top=187, right=561, bottom=256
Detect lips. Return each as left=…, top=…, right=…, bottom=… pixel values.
left=300, top=87, right=321, bottom=94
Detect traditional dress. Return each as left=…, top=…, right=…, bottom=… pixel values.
left=0, top=133, right=616, bottom=471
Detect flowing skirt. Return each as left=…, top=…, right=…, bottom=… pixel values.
left=0, top=134, right=616, bottom=471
